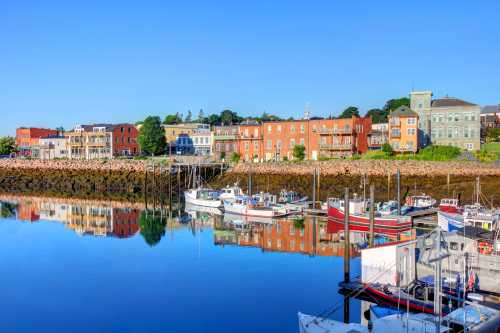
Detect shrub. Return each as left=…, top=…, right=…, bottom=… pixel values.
left=361, top=151, right=390, bottom=160
left=381, top=143, right=394, bottom=156
left=292, top=145, right=306, bottom=161
left=230, top=152, right=241, bottom=163
left=415, top=145, right=461, bottom=161
left=282, top=156, right=289, bottom=162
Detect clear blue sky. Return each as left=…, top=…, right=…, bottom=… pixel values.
left=1, top=0, right=499, bottom=136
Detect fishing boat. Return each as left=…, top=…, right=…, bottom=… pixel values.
left=438, top=211, right=466, bottom=232
left=403, top=194, right=437, bottom=213
left=219, top=184, right=244, bottom=202
left=327, top=197, right=412, bottom=235
left=223, top=195, right=290, bottom=218
left=463, top=204, right=499, bottom=232
left=278, top=189, right=308, bottom=204
left=183, top=188, right=223, bottom=208
left=439, top=198, right=463, bottom=214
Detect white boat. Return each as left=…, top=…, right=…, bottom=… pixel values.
left=438, top=211, right=467, bottom=232
left=183, top=188, right=222, bottom=208
left=184, top=202, right=223, bottom=216
left=298, top=312, right=448, bottom=333
left=219, top=184, right=245, bottom=202
left=223, top=195, right=290, bottom=218
left=299, top=303, right=499, bottom=333
left=403, top=194, right=437, bottom=213
left=463, top=204, right=499, bottom=232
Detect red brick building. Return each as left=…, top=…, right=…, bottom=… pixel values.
left=16, top=127, right=58, bottom=156
left=235, top=116, right=372, bottom=162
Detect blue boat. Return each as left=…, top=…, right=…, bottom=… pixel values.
left=438, top=211, right=465, bottom=232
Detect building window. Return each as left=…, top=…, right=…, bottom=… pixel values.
left=267, top=125, right=272, bottom=133
left=300, top=124, right=305, bottom=133
left=276, top=140, right=282, bottom=149
left=454, top=127, right=460, bottom=138
left=266, top=139, right=272, bottom=149
left=448, top=113, right=453, bottom=122
left=407, top=128, right=416, bottom=135
left=290, top=125, right=295, bottom=133
left=299, top=138, right=305, bottom=145
left=244, top=142, right=249, bottom=151
left=277, top=125, right=282, bottom=133
left=465, top=143, right=474, bottom=150
left=471, top=112, right=476, bottom=121
left=447, top=127, right=453, bottom=138
left=253, top=141, right=259, bottom=150
left=254, top=128, right=259, bottom=137
left=290, top=139, right=295, bottom=148
left=454, top=114, right=460, bottom=122
left=431, top=129, right=436, bottom=139
left=407, top=118, right=416, bottom=125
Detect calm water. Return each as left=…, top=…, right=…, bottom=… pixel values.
left=0, top=194, right=378, bottom=333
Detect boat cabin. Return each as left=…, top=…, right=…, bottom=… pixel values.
left=329, top=197, right=367, bottom=215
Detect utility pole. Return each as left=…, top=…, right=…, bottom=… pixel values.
left=344, top=187, right=350, bottom=283
left=369, top=184, right=375, bottom=247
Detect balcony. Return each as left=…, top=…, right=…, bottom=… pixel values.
left=319, top=143, right=353, bottom=151
left=318, top=128, right=353, bottom=135
left=213, top=135, right=237, bottom=141
left=239, top=134, right=263, bottom=140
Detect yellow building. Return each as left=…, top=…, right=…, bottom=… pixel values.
left=163, top=123, right=201, bottom=144
left=388, top=106, right=419, bottom=153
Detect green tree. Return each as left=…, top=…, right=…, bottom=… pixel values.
left=207, top=114, right=221, bottom=126
left=338, top=106, right=360, bottom=119
left=197, top=109, right=205, bottom=122
left=139, top=210, right=166, bottom=246
left=0, top=202, right=17, bottom=218
left=138, top=116, right=166, bottom=155
left=292, top=144, right=306, bottom=161
left=184, top=110, right=192, bottom=123
left=0, top=137, right=17, bottom=155
left=220, top=151, right=226, bottom=160
left=365, top=108, right=388, bottom=124
left=230, top=152, right=241, bottom=163
left=383, top=97, right=410, bottom=112
left=486, top=127, right=500, bottom=143
left=163, top=113, right=183, bottom=125
left=381, top=143, right=394, bottom=156
left=220, top=109, right=241, bottom=125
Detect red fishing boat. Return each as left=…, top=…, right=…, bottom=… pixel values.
left=327, top=197, right=412, bottom=235
left=438, top=198, right=463, bottom=214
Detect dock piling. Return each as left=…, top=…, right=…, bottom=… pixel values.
left=344, top=187, right=350, bottom=283
left=369, top=184, right=375, bottom=247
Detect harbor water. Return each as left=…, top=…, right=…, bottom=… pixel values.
left=0, top=194, right=375, bottom=333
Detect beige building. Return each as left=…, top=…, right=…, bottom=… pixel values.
left=38, top=136, right=69, bottom=160
left=411, top=91, right=481, bottom=151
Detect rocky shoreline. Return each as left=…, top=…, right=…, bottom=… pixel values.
left=230, top=160, right=500, bottom=176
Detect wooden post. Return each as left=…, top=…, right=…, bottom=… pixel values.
left=312, top=168, right=317, bottom=209
left=447, top=173, right=450, bottom=195
left=317, top=169, right=321, bottom=205
left=396, top=169, right=401, bottom=216
left=344, top=187, right=350, bottom=283
left=369, top=184, right=375, bottom=247
left=144, top=165, right=148, bottom=209
left=168, top=165, right=172, bottom=210
left=152, top=162, right=156, bottom=206
left=248, top=164, right=252, bottom=196
left=177, top=165, right=181, bottom=204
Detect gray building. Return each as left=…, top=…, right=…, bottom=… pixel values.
left=410, top=91, right=481, bottom=151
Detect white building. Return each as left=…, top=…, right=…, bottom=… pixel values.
left=192, top=124, right=212, bottom=156
left=38, top=135, right=69, bottom=160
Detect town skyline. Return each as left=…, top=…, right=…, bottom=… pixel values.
left=2, top=1, right=500, bottom=136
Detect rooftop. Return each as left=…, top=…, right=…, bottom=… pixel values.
left=431, top=97, right=477, bottom=108
left=389, top=106, right=418, bottom=117
left=481, top=105, right=500, bottom=114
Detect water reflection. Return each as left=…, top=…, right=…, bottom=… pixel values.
left=0, top=193, right=414, bottom=254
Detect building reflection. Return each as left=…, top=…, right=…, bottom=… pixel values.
left=0, top=194, right=415, bottom=250
left=212, top=215, right=415, bottom=257
left=0, top=194, right=140, bottom=238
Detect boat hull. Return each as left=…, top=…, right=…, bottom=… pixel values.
left=184, top=191, right=223, bottom=208
left=327, top=206, right=412, bottom=235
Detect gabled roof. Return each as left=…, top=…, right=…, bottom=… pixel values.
left=389, top=106, right=418, bottom=117
left=431, top=97, right=477, bottom=107
left=481, top=105, right=500, bottom=114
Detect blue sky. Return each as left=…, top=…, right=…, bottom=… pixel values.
left=1, top=0, right=499, bottom=136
